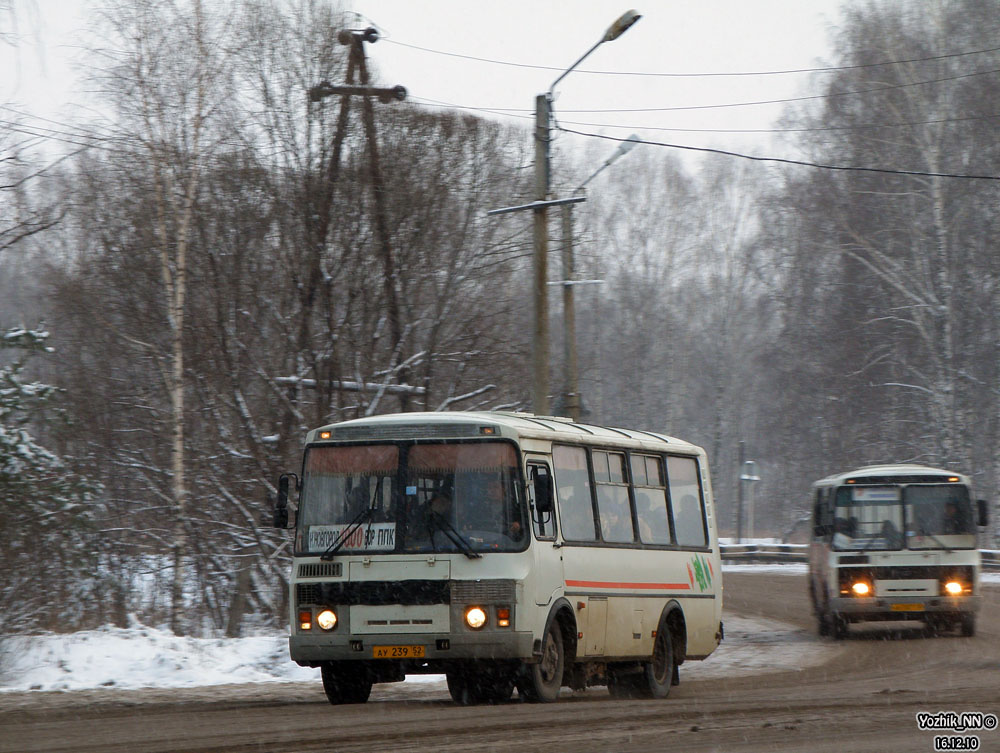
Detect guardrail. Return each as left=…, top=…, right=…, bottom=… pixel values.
left=720, top=544, right=1000, bottom=571
left=720, top=544, right=806, bottom=564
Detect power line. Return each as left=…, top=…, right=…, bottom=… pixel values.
left=384, top=38, right=1000, bottom=79
left=408, top=96, right=1000, bottom=136
left=555, top=126, right=1000, bottom=181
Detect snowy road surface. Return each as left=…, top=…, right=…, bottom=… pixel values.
left=1, top=569, right=998, bottom=753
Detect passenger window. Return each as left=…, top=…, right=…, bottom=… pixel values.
left=668, top=456, right=707, bottom=547
left=596, top=451, right=633, bottom=543
left=633, top=454, right=671, bottom=545
left=553, top=445, right=597, bottom=541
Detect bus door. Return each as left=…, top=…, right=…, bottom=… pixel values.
left=526, top=457, right=563, bottom=607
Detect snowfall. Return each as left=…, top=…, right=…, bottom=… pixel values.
left=2, top=563, right=997, bottom=695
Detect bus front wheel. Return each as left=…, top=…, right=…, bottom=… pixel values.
left=321, top=662, right=373, bottom=705
left=960, top=614, right=975, bottom=637
left=517, top=620, right=564, bottom=703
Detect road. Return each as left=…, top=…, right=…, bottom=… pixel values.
left=2, top=573, right=998, bottom=753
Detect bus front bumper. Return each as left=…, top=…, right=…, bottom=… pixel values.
left=830, top=594, right=981, bottom=619
left=289, top=630, right=536, bottom=666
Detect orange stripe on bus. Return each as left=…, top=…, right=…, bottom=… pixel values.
left=565, top=579, right=691, bottom=590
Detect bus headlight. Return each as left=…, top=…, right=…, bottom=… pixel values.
left=464, top=606, right=488, bottom=630
left=851, top=581, right=871, bottom=596
left=943, top=581, right=964, bottom=596
left=316, top=608, right=338, bottom=631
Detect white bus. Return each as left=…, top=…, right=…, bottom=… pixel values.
left=273, top=411, right=723, bottom=705
left=808, top=464, right=988, bottom=639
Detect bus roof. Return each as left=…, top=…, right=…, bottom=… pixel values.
left=814, top=463, right=971, bottom=487
left=306, top=411, right=703, bottom=455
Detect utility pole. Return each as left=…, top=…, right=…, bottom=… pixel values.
left=489, top=10, right=641, bottom=416
left=560, top=203, right=580, bottom=421
left=308, top=27, right=408, bottom=409
left=533, top=93, right=551, bottom=415
left=556, top=134, right=640, bottom=421
left=737, top=440, right=745, bottom=543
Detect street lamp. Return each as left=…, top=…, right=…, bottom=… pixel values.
left=530, top=9, right=641, bottom=416
left=554, top=134, right=642, bottom=421
left=740, top=460, right=761, bottom=542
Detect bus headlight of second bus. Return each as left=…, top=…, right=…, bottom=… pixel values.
left=316, top=608, right=338, bottom=631
left=941, top=579, right=971, bottom=596
left=851, top=581, right=871, bottom=596
left=464, top=606, right=488, bottom=630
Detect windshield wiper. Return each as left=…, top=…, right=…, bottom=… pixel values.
left=427, top=512, right=481, bottom=559
left=321, top=505, right=376, bottom=560
left=916, top=525, right=953, bottom=553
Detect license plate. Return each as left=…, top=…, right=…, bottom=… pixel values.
left=891, top=603, right=924, bottom=612
left=373, top=644, right=425, bottom=659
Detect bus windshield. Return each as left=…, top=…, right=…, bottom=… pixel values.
left=833, top=484, right=975, bottom=551
left=296, top=441, right=527, bottom=556
left=906, top=485, right=975, bottom=548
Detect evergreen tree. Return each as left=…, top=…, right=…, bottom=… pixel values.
left=0, top=327, right=100, bottom=634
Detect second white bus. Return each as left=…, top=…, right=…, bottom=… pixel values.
left=273, top=411, right=723, bottom=704
left=809, top=464, right=987, bottom=639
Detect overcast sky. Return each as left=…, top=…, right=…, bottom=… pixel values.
left=2, top=0, right=850, bottom=171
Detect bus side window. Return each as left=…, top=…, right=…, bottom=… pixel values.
left=668, top=456, right=707, bottom=547
left=553, top=445, right=598, bottom=542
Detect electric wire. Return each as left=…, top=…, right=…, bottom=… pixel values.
left=555, top=126, right=1000, bottom=180
left=384, top=38, right=1000, bottom=79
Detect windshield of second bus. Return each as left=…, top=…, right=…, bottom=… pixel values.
left=833, top=484, right=976, bottom=550
left=834, top=486, right=904, bottom=550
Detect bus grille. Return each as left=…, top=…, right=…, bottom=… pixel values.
left=451, top=579, right=515, bottom=603
left=297, top=580, right=451, bottom=607
left=296, top=578, right=516, bottom=607
left=298, top=562, right=342, bottom=579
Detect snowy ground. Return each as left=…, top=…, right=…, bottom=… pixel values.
left=2, top=563, right=995, bottom=694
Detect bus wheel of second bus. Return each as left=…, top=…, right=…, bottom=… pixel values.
left=830, top=613, right=849, bottom=640
left=960, top=615, right=976, bottom=637
left=320, top=662, right=373, bottom=705
left=516, top=619, right=565, bottom=703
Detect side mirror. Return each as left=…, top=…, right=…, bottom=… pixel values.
left=977, top=499, right=989, bottom=528
left=273, top=473, right=297, bottom=529
left=531, top=466, right=554, bottom=514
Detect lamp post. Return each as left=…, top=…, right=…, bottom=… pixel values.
left=740, top=460, right=761, bottom=543
left=556, top=134, right=641, bottom=420
left=530, top=9, right=641, bottom=416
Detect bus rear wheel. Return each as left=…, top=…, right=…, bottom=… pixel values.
left=321, top=662, right=372, bottom=705
left=517, top=620, right=564, bottom=703
left=608, top=626, right=674, bottom=699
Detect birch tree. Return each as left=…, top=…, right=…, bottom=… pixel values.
left=94, top=0, right=234, bottom=634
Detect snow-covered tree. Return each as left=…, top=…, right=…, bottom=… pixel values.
left=0, top=327, right=100, bottom=635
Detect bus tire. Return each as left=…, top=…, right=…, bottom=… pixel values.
left=321, top=662, right=372, bottom=705
left=643, top=624, right=675, bottom=699
left=831, top=613, right=848, bottom=641
left=517, top=620, right=564, bottom=703
left=960, top=614, right=975, bottom=637
left=817, top=610, right=830, bottom=637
